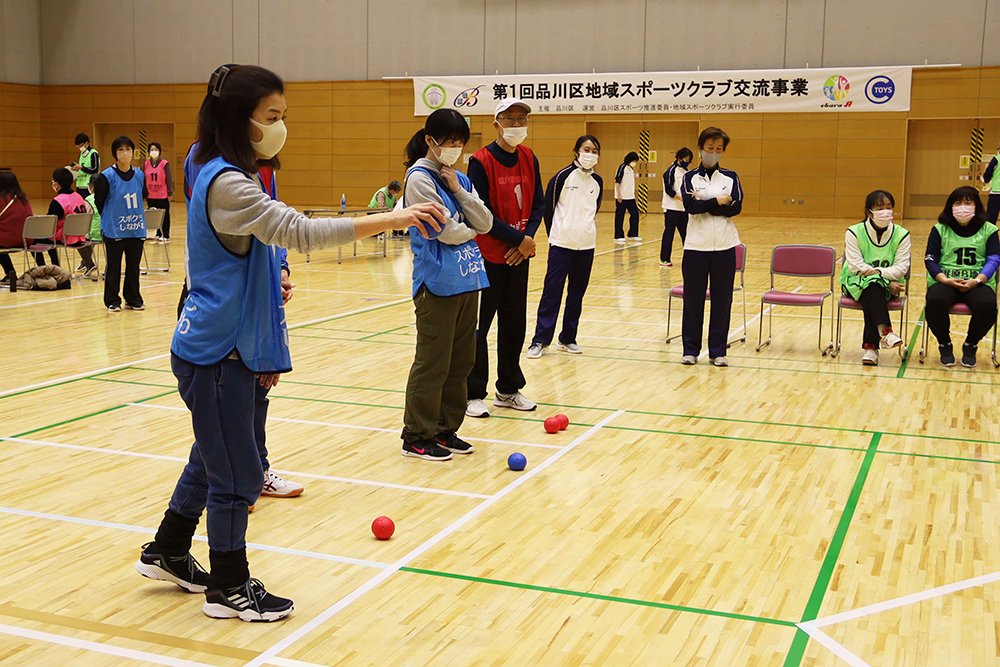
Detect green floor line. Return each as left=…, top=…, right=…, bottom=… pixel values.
left=896, top=312, right=924, bottom=379
left=782, top=432, right=882, bottom=667
left=8, top=391, right=176, bottom=439
left=399, top=566, right=797, bottom=628
left=876, top=448, right=1000, bottom=466
left=603, top=425, right=867, bottom=454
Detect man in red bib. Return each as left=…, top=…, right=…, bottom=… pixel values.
left=465, top=98, right=544, bottom=417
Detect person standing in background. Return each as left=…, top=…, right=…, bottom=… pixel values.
left=465, top=98, right=543, bottom=418
left=145, top=142, right=174, bottom=241
left=71, top=133, right=100, bottom=198
left=982, top=144, right=1000, bottom=224
left=614, top=151, right=640, bottom=244
left=660, top=147, right=692, bottom=267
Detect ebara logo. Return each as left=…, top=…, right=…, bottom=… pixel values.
left=823, top=75, right=850, bottom=101
left=865, top=76, right=895, bottom=104
left=454, top=86, right=483, bottom=109
left=423, top=84, right=446, bottom=110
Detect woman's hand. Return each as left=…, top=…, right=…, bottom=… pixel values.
left=280, top=268, right=293, bottom=305
left=957, top=278, right=978, bottom=292
left=888, top=281, right=905, bottom=297
left=859, top=267, right=879, bottom=277
left=257, top=373, right=280, bottom=389
left=717, top=194, right=733, bottom=206
left=440, top=166, right=462, bottom=193
left=391, top=203, right=447, bottom=238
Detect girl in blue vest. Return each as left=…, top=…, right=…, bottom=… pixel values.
left=400, top=109, right=493, bottom=461
left=135, top=64, right=444, bottom=622
left=93, top=135, right=147, bottom=311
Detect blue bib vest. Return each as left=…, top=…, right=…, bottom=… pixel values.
left=171, top=157, right=292, bottom=373
left=100, top=166, right=146, bottom=239
left=406, top=166, right=489, bottom=298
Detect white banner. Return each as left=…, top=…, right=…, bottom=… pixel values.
left=413, top=66, right=911, bottom=116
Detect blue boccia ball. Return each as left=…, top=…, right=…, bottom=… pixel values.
left=507, top=452, right=527, bottom=471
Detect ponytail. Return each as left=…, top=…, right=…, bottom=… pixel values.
left=404, top=129, right=429, bottom=169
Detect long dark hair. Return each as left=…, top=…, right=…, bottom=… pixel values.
left=404, top=109, right=470, bottom=168
left=0, top=171, right=28, bottom=205
left=574, top=135, right=600, bottom=153
left=195, top=64, right=285, bottom=173
left=675, top=147, right=693, bottom=163
left=863, top=190, right=895, bottom=221
left=622, top=151, right=639, bottom=165
left=939, top=186, right=987, bottom=229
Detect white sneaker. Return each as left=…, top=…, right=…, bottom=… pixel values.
left=711, top=356, right=728, bottom=367
left=555, top=342, right=583, bottom=354
left=681, top=355, right=697, bottom=365
left=466, top=398, right=490, bottom=418
left=526, top=343, right=546, bottom=359
left=614, top=238, right=627, bottom=245
left=627, top=237, right=642, bottom=242
left=862, top=348, right=879, bottom=366
left=659, top=261, right=673, bottom=267
left=261, top=469, right=304, bottom=498
left=880, top=331, right=903, bottom=349
left=493, top=391, right=537, bottom=411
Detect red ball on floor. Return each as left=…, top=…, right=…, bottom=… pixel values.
left=372, top=516, right=395, bottom=540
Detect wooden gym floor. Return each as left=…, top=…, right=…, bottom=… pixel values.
left=1, top=206, right=998, bottom=667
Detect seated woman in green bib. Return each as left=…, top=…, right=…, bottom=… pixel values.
left=924, top=186, right=1000, bottom=368
left=841, top=190, right=910, bottom=366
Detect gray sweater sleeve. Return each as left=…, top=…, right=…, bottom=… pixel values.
left=207, top=170, right=356, bottom=254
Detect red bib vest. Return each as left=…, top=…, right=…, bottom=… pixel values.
left=145, top=158, right=169, bottom=199
left=471, top=144, right=536, bottom=264
left=53, top=191, right=89, bottom=244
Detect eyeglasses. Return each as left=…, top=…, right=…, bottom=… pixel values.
left=497, top=115, right=529, bottom=124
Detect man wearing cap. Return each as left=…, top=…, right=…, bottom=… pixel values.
left=465, top=98, right=544, bottom=418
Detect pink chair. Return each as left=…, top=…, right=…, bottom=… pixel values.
left=665, top=243, right=746, bottom=346
left=918, top=302, right=999, bottom=367
left=756, top=244, right=837, bottom=355
left=833, top=265, right=910, bottom=360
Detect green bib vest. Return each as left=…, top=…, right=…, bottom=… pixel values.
left=992, top=154, right=1000, bottom=193
left=76, top=147, right=98, bottom=188
left=840, top=221, right=909, bottom=300
left=928, top=221, right=999, bottom=289
left=368, top=186, right=396, bottom=209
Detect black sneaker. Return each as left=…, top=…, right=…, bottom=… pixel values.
left=939, top=344, right=956, bottom=367
left=434, top=432, right=475, bottom=455
left=135, top=542, right=210, bottom=593
left=402, top=439, right=453, bottom=461
left=203, top=578, right=294, bottom=622
left=962, top=343, right=977, bottom=368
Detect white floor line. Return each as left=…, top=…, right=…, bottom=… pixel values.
left=0, top=280, right=181, bottom=310
left=3, top=434, right=491, bottom=500
left=242, top=409, right=626, bottom=667
left=267, top=658, right=334, bottom=667
left=0, top=623, right=215, bottom=667
left=291, top=287, right=410, bottom=298
left=796, top=623, right=871, bottom=667
left=696, top=288, right=801, bottom=360
left=0, top=353, right=172, bottom=399
left=809, top=569, right=1000, bottom=629
left=0, top=505, right=390, bottom=570
left=287, top=297, right=411, bottom=329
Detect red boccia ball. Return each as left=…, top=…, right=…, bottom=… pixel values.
left=555, top=414, right=569, bottom=430
left=544, top=417, right=561, bottom=434
left=372, top=516, right=395, bottom=540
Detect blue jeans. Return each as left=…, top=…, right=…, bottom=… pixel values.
left=167, top=354, right=264, bottom=552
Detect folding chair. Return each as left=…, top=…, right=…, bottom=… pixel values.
left=918, top=302, right=1000, bottom=368
left=833, top=266, right=911, bottom=360
left=21, top=215, right=58, bottom=273
left=666, top=243, right=747, bottom=347
left=141, top=208, right=169, bottom=275
left=756, top=244, right=837, bottom=355
left=60, top=213, right=95, bottom=278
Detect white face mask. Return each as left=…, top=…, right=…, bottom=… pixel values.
left=499, top=125, right=528, bottom=146
left=578, top=153, right=599, bottom=169
left=701, top=151, right=721, bottom=168
left=79, top=146, right=87, bottom=153
left=953, top=203, right=976, bottom=224
left=431, top=137, right=463, bottom=166
left=249, top=117, right=287, bottom=159
left=871, top=209, right=894, bottom=227
left=149, top=150, right=160, bottom=160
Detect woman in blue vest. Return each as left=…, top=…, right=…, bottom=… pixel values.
left=94, top=135, right=147, bottom=311
left=400, top=109, right=492, bottom=461
left=134, top=64, right=444, bottom=623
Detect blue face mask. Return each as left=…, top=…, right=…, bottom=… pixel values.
left=679, top=160, right=690, bottom=169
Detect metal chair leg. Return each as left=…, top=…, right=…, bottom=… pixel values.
left=665, top=293, right=682, bottom=343
left=756, top=300, right=771, bottom=351
left=919, top=311, right=928, bottom=363
left=833, top=302, right=843, bottom=358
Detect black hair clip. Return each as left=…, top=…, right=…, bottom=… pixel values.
left=209, top=65, right=232, bottom=97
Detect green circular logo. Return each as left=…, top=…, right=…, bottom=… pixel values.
left=423, top=84, right=446, bottom=110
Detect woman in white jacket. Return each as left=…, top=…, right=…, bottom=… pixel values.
left=660, top=147, right=693, bottom=267
left=679, top=127, right=743, bottom=367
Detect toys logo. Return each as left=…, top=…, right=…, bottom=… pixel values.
left=823, top=75, right=850, bottom=101
left=865, top=76, right=895, bottom=104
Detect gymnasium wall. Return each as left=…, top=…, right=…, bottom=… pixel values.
left=3, top=67, right=992, bottom=217
left=31, top=0, right=1000, bottom=85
